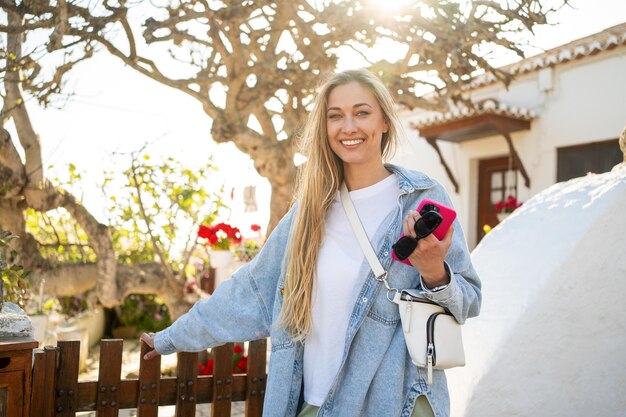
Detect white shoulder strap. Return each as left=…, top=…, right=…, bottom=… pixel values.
left=340, top=183, right=386, bottom=279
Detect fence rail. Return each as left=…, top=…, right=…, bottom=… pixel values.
left=29, top=338, right=267, bottom=417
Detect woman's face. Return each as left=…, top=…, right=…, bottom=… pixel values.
left=326, top=81, right=389, bottom=169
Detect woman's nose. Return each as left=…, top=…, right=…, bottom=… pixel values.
left=341, top=116, right=357, bottom=133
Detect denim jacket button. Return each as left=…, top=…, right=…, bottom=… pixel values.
left=383, top=251, right=389, bottom=257
left=362, top=297, right=368, bottom=303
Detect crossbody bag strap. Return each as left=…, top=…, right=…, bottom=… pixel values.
left=340, top=183, right=397, bottom=300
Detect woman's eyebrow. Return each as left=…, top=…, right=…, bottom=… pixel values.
left=327, top=103, right=374, bottom=112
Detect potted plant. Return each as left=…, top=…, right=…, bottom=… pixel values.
left=493, top=195, right=523, bottom=222
left=198, top=222, right=242, bottom=266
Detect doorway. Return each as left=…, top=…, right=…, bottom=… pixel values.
left=477, top=156, right=519, bottom=242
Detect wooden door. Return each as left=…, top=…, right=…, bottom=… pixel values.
left=477, top=156, right=518, bottom=242
left=0, top=371, right=23, bottom=417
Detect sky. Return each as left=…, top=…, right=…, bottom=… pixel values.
left=10, top=0, right=626, bottom=238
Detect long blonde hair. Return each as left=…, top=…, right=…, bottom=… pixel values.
left=279, top=69, right=402, bottom=341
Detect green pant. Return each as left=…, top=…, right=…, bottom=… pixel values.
left=296, top=396, right=434, bottom=417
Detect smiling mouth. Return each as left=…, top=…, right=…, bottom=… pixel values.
left=341, top=139, right=365, bottom=146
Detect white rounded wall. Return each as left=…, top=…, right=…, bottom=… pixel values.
left=446, top=164, right=626, bottom=417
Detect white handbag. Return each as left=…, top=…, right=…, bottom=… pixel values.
left=393, top=289, right=465, bottom=383
left=340, top=183, right=465, bottom=384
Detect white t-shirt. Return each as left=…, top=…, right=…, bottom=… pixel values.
left=303, top=174, right=400, bottom=406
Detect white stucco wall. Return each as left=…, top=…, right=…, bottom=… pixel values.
left=392, top=46, right=626, bottom=248
left=444, top=163, right=626, bottom=417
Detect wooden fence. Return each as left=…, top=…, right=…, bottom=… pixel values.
left=29, top=338, right=267, bottom=417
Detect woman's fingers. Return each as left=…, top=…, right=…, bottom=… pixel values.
left=140, top=332, right=161, bottom=360
left=140, top=332, right=155, bottom=347
left=442, top=224, right=454, bottom=247
left=403, top=210, right=421, bottom=237
left=144, top=349, right=161, bottom=361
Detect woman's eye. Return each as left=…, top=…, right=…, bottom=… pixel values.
left=357, top=111, right=370, bottom=116
left=328, top=113, right=341, bottom=120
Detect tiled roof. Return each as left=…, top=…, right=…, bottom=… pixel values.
left=466, top=22, right=626, bottom=90
left=413, top=99, right=536, bottom=130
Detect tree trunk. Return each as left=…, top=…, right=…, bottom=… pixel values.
left=267, top=179, right=296, bottom=235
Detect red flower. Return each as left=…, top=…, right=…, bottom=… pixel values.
left=234, top=344, right=244, bottom=354
left=504, top=195, right=517, bottom=211
left=198, top=359, right=214, bottom=376
left=251, top=224, right=261, bottom=232
left=197, top=222, right=242, bottom=249
left=234, top=356, right=248, bottom=373
left=493, top=195, right=523, bottom=214
left=198, top=224, right=212, bottom=239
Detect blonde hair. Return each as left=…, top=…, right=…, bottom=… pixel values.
left=279, top=69, right=402, bottom=341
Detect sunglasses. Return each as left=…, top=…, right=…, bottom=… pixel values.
left=391, top=210, right=443, bottom=261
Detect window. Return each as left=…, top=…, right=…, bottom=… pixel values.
left=557, top=139, right=622, bottom=182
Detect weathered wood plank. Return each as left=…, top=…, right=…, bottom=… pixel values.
left=137, top=340, right=161, bottom=417
left=176, top=351, right=198, bottom=417
left=211, top=344, right=233, bottom=417
left=30, top=346, right=57, bottom=417
left=55, top=340, right=80, bottom=417
left=95, top=339, right=123, bottom=417
left=245, top=340, right=267, bottom=417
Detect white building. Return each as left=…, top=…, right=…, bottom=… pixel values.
left=392, top=22, right=626, bottom=249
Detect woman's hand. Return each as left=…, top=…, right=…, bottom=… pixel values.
left=402, top=210, right=454, bottom=288
left=140, top=332, right=161, bottom=360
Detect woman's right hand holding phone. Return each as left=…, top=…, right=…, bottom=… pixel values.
left=402, top=210, right=454, bottom=288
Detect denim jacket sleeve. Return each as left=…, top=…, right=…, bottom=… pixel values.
left=417, top=184, right=482, bottom=324
left=153, top=206, right=296, bottom=355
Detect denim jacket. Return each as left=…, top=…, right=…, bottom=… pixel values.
left=154, top=164, right=482, bottom=417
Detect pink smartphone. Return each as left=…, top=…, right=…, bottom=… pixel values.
left=391, top=199, right=457, bottom=265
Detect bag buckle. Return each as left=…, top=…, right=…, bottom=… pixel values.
left=377, top=272, right=399, bottom=303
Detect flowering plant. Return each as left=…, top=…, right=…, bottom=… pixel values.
left=494, top=195, right=523, bottom=213
left=198, top=343, right=248, bottom=375
left=198, top=222, right=242, bottom=250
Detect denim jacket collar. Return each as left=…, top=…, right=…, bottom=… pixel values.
left=385, top=163, right=436, bottom=194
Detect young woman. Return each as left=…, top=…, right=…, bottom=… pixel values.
left=141, top=69, right=481, bottom=417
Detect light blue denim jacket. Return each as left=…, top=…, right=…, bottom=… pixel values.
left=154, top=164, right=481, bottom=417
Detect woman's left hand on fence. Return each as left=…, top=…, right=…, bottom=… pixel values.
left=140, top=332, right=162, bottom=360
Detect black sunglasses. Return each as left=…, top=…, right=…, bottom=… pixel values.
left=392, top=210, right=443, bottom=261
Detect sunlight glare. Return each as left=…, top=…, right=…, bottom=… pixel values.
left=365, top=0, right=402, bottom=12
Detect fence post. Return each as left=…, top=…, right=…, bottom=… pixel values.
left=30, top=346, right=58, bottom=417
left=212, top=344, right=234, bottom=417
left=245, top=339, right=266, bottom=417
left=137, top=341, right=161, bottom=417
left=54, top=340, right=80, bottom=417
left=95, top=339, right=123, bottom=417
left=176, top=352, right=199, bottom=417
